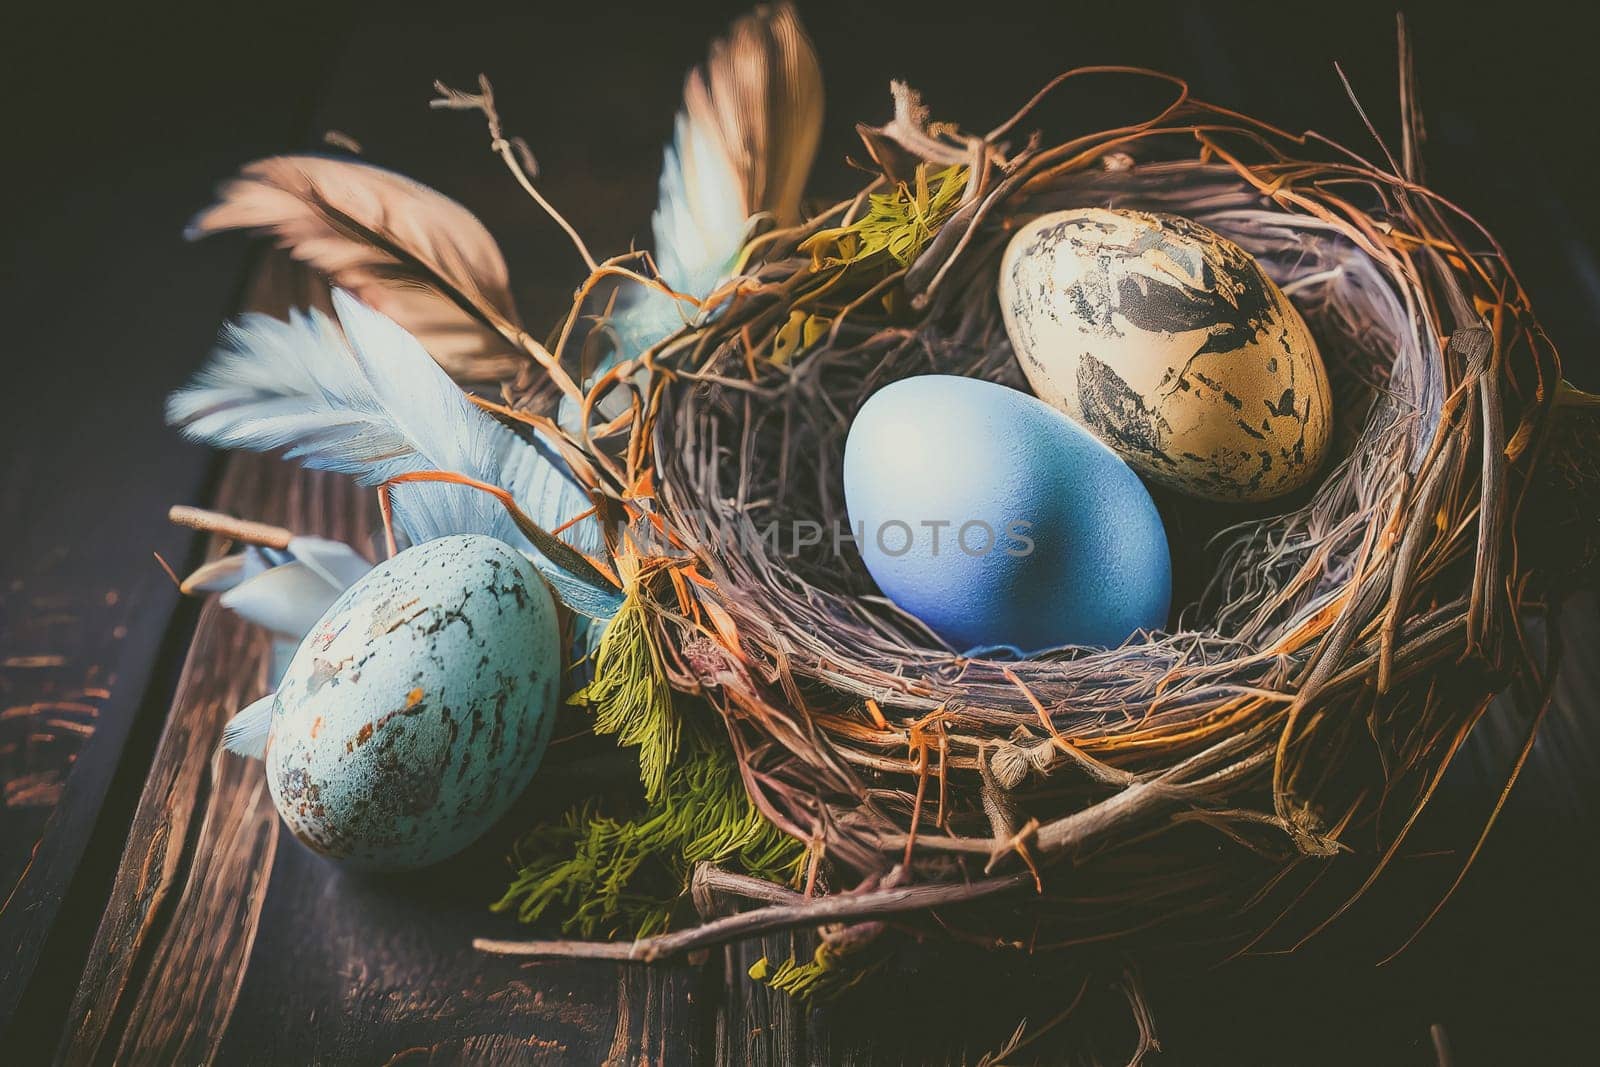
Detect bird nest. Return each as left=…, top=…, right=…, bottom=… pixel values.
left=496, top=64, right=1579, bottom=965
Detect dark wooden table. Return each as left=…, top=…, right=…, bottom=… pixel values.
left=4, top=3, right=1597, bottom=1063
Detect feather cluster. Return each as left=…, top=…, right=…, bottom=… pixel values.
left=183, top=535, right=373, bottom=687
left=169, top=290, right=614, bottom=615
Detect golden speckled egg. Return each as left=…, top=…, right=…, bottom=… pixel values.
left=999, top=208, right=1332, bottom=502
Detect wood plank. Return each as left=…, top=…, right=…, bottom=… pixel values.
left=0, top=545, right=157, bottom=1030
left=209, top=833, right=707, bottom=1064
left=0, top=4, right=354, bottom=1042
left=57, top=446, right=346, bottom=1065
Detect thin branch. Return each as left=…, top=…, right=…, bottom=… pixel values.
left=431, top=75, right=599, bottom=272
left=475, top=871, right=1033, bottom=962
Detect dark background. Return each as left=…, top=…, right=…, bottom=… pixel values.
left=3, top=1, right=1597, bottom=1062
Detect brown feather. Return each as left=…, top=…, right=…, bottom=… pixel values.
left=688, top=2, right=823, bottom=225
left=188, top=156, right=525, bottom=384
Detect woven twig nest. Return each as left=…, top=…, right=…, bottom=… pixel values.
left=499, top=62, right=1588, bottom=967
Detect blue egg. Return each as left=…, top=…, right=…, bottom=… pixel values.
left=265, top=535, right=561, bottom=870
left=843, top=375, right=1171, bottom=653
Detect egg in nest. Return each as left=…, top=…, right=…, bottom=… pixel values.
left=1000, top=208, right=1332, bottom=502
left=843, top=375, right=1171, bottom=653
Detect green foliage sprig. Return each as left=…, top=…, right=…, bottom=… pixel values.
left=769, top=163, right=967, bottom=364
left=494, top=742, right=805, bottom=938
left=496, top=575, right=805, bottom=939
left=569, top=583, right=678, bottom=802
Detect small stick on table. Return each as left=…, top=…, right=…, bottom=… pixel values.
left=168, top=506, right=294, bottom=550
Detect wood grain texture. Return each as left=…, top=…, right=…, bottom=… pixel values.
left=0, top=4, right=352, bottom=1028
left=59, top=453, right=334, bottom=1065
left=0, top=251, right=235, bottom=1039
left=0, top=565, right=131, bottom=940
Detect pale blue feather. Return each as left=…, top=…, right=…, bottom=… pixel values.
left=222, top=694, right=276, bottom=759
left=652, top=110, right=747, bottom=299
left=168, top=290, right=613, bottom=615
left=558, top=106, right=748, bottom=435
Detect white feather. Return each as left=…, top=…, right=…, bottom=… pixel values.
left=221, top=694, right=276, bottom=760
left=181, top=553, right=251, bottom=594
left=220, top=561, right=345, bottom=639
left=652, top=110, right=748, bottom=300
left=285, top=536, right=372, bottom=590
left=269, top=640, right=299, bottom=688
left=207, top=539, right=372, bottom=685
left=558, top=109, right=746, bottom=434
left=168, top=291, right=606, bottom=582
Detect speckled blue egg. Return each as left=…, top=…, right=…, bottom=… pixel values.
left=843, top=375, right=1171, bottom=653
left=265, top=534, right=560, bottom=870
